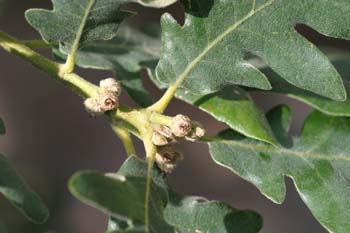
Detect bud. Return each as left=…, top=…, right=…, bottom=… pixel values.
left=170, top=114, right=192, bottom=137
left=185, top=121, right=206, bottom=141
left=99, top=78, right=121, bottom=95
left=155, top=146, right=183, bottom=173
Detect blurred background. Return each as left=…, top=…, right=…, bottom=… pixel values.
left=1, top=1, right=349, bottom=232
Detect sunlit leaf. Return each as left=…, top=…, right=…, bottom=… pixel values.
left=156, top=0, right=349, bottom=100
left=210, top=105, right=350, bottom=233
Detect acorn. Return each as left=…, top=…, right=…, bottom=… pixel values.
left=170, top=114, right=192, bottom=137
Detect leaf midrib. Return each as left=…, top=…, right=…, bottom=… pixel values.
left=216, top=139, right=350, bottom=161
left=69, top=0, right=96, bottom=56
left=171, top=0, right=276, bottom=89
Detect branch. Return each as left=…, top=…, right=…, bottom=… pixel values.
left=149, top=112, right=172, bottom=125
left=111, top=124, right=136, bottom=157
left=143, top=134, right=157, bottom=233
left=0, top=31, right=97, bottom=98
left=148, top=83, right=179, bottom=113
left=22, top=40, right=55, bottom=49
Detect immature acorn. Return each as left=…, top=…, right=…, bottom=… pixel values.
left=84, top=78, right=121, bottom=117
left=152, top=125, right=175, bottom=146
left=170, top=114, right=192, bottom=137
left=185, top=121, right=206, bottom=141
left=100, top=78, right=122, bottom=94
left=155, top=146, right=183, bottom=173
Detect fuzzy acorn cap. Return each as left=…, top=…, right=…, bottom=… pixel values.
left=99, top=78, right=122, bottom=95
left=170, top=114, right=192, bottom=137
left=84, top=88, right=119, bottom=117
left=152, top=131, right=169, bottom=146
left=152, top=125, right=175, bottom=146
left=155, top=146, right=183, bottom=173
left=185, top=121, right=206, bottom=141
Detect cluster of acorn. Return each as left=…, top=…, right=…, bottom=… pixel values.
left=152, top=114, right=205, bottom=173
left=84, top=78, right=121, bottom=117
left=82, top=78, right=206, bottom=173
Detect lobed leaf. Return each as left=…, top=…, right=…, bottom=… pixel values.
left=65, top=22, right=277, bottom=144
left=0, top=154, right=49, bottom=223
left=209, top=105, right=350, bottom=233
left=251, top=49, right=350, bottom=116
left=69, top=156, right=173, bottom=233
left=25, top=0, right=132, bottom=54
left=164, top=192, right=262, bottom=233
left=69, top=156, right=262, bottom=233
left=156, top=0, right=350, bottom=100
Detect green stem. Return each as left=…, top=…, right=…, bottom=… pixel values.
left=148, top=83, right=179, bottom=113
left=111, top=124, right=136, bottom=157
left=143, top=135, right=157, bottom=233
left=0, top=31, right=98, bottom=98
left=22, top=40, right=54, bottom=49
left=149, top=112, right=172, bottom=126
left=0, top=31, right=150, bottom=145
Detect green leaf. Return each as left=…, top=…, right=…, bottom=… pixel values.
left=0, top=118, right=5, bottom=135
left=156, top=0, right=349, bottom=100
left=176, top=86, right=278, bottom=145
left=55, top=20, right=274, bottom=144
left=209, top=105, right=350, bottom=233
left=164, top=192, right=262, bottom=233
left=69, top=157, right=174, bottom=233
left=70, top=156, right=262, bottom=233
left=0, top=154, right=49, bottom=223
left=25, top=0, right=132, bottom=54
left=54, top=25, right=161, bottom=107
left=251, top=49, right=350, bottom=116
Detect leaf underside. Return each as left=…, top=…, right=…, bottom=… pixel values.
left=156, top=0, right=350, bottom=101
left=209, top=105, right=350, bottom=233
left=69, top=156, right=262, bottom=233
